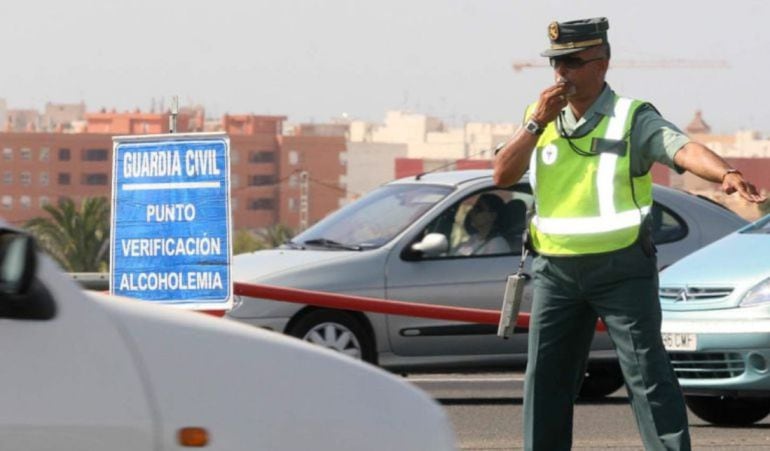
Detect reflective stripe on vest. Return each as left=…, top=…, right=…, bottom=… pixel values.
left=533, top=205, right=650, bottom=234
left=527, top=95, right=652, bottom=255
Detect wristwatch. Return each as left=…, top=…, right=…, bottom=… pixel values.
left=524, top=119, right=544, bottom=136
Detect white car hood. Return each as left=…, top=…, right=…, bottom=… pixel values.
left=91, top=293, right=455, bottom=451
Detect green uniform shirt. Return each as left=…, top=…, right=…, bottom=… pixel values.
left=555, top=84, right=689, bottom=176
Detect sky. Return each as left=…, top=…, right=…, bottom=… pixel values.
left=1, top=0, right=768, bottom=134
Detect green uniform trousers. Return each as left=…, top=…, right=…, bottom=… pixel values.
left=523, top=243, right=691, bottom=451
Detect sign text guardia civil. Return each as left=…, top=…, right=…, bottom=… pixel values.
left=122, top=148, right=221, bottom=178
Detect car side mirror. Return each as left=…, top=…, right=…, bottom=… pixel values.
left=0, top=231, right=55, bottom=320
left=410, top=233, right=449, bottom=258
left=0, top=232, right=36, bottom=295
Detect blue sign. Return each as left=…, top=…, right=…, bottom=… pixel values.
left=110, top=133, right=232, bottom=309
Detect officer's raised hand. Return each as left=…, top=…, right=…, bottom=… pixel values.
left=529, top=79, right=571, bottom=126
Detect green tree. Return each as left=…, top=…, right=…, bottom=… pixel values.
left=25, top=197, right=110, bottom=272
left=258, top=224, right=295, bottom=248
left=232, top=224, right=296, bottom=255
left=233, top=229, right=266, bottom=254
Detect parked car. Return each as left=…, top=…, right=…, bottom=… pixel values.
left=660, top=213, right=770, bottom=425
left=229, top=170, right=747, bottom=398
left=0, top=225, right=456, bottom=451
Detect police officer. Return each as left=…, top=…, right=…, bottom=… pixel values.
left=493, top=17, right=766, bottom=451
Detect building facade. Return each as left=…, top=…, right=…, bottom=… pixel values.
left=345, top=141, right=408, bottom=202
left=1, top=132, right=113, bottom=225
left=277, top=134, right=347, bottom=231
left=228, top=122, right=284, bottom=231
left=349, top=110, right=518, bottom=161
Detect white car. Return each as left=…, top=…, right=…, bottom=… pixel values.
left=0, top=225, right=456, bottom=451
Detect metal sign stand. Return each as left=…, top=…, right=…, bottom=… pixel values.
left=169, top=96, right=179, bottom=134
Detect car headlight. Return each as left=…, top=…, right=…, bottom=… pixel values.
left=740, top=277, right=770, bottom=307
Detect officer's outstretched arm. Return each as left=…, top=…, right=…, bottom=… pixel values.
left=674, top=142, right=766, bottom=203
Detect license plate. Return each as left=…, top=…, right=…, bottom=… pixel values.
left=662, top=332, right=697, bottom=351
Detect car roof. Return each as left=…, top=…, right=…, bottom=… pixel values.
left=387, top=169, right=745, bottom=222
left=390, top=169, right=705, bottom=196
left=389, top=169, right=507, bottom=187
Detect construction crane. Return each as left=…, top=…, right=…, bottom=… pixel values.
left=512, top=59, right=729, bottom=72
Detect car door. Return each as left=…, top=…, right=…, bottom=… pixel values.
left=649, top=200, right=694, bottom=270
left=0, top=256, right=155, bottom=450
left=384, top=184, right=535, bottom=358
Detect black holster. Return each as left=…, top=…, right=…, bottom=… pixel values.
left=638, top=216, right=657, bottom=258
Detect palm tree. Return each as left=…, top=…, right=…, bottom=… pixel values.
left=233, top=229, right=267, bottom=254
left=258, top=224, right=295, bottom=248
left=25, top=197, right=111, bottom=272
left=232, top=225, right=296, bottom=254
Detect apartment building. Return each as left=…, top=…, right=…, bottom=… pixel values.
left=1, top=132, right=113, bottom=225
left=278, top=132, right=347, bottom=231
left=43, top=102, right=86, bottom=132
left=349, top=110, right=517, bottom=161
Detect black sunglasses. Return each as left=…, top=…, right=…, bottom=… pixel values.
left=549, top=56, right=605, bottom=69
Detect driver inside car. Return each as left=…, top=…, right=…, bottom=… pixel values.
left=452, top=193, right=511, bottom=256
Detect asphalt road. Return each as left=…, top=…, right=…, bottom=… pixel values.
left=407, top=372, right=770, bottom=450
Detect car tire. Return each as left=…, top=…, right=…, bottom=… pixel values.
left=578, top=362, right=625, bottom=399
left=288, top=309, right=377, bottom=364
left=685, top=395, right=770, bottom=426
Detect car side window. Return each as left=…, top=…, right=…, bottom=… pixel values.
left=421, top=187, right=533, bottom=259
left=650, top=202, right=688, bottom=244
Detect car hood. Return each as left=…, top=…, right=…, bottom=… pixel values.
left=232, top=248, right=360, bottom=283
left=91, top=292, right=456, bottom=451
left=229, top=248, right=390, bottom=320
left=660, top=231, right=770, bottom=310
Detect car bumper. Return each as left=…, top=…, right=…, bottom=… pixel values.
left=662, top=318, right=770, bottom=396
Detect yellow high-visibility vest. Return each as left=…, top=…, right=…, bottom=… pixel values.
left=527, top=95, right=652, bottom=256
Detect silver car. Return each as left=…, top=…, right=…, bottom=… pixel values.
left=228, top=170, right=747, bottom=398
left=660, top=214, right=770, bottom=425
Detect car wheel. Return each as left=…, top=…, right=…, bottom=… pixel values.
left=288, top=310, right=376, bottom=364
left=685, top=395, right=770, bottom=426
left=578, top=362, right=625, bottom=399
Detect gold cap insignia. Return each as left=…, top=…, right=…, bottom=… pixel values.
left=548, top=22, right=560, bottom=41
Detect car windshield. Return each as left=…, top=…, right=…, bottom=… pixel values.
left=291, top=184, right=452, bottom=249
left=741, top=214, right=770, bottom=234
